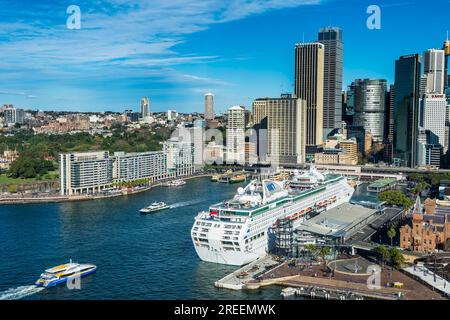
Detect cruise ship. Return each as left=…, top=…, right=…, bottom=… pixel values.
left=191, top=167, right=354, bottom=266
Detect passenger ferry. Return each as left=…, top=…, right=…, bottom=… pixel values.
left=165, top=179, right=186, bottom=187
left=35, top=261, right=97, bottom=288
left=191, top=166, right=354, bottom=266
left=140, top=202, right=170, bottom=213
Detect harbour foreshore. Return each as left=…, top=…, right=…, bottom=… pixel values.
left=215, top=254, right=447, bottom=300
left=0, top=174, right=212, bottom=205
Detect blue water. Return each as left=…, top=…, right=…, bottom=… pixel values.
left=0, top=178, right=376, bottom=300
left=0, top=177, right=282, bottom=300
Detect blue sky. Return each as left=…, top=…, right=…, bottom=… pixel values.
left=0, top=0, right=449, bottom=114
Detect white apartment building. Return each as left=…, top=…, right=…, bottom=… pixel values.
left=163, top=137, right=196, bottom=177
left=226, top=106, right=245, bottom=164
left=60, top=151, right=113, bottom=195
left=113, top=151, right=168, bottom=183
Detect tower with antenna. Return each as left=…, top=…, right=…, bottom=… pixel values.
left=444, top=31, right=450, bottom=89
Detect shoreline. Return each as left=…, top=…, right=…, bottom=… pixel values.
left=0, top=174, right=213, bottom=205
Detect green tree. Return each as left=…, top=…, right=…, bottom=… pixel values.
left=387, top=227, right=396, bottom=247
left=379, top=190, right=414, bottom=209
left=374, top=245, right=390, bottom=266
left=388, top=247, right=405, bottom=269
left=304, top=244, right=317, bottom=258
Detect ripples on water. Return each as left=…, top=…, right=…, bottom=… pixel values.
left=0, top=179, right=375, bottom=300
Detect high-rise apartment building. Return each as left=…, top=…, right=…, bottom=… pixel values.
left=253, top=94, right=307, bottom=164
left=226, top=106, right=246, bottom=164
left=393, top=54, right=421, bottom=167
left=140, top=97, right=150, bottom=118
left=204, top=93, right=214, bottom=120
left=4, top=106, right=25, bottom=125
left=353, top=79, right=387, bottom=143
left=294, top=42, right=324, bottom=152
left=318, top=27, right=343, bottom=138
left=59, top=151, right=114, bottom=195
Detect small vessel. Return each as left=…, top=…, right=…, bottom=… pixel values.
left=229, top=174, right=246, bottom=184
left=35, top=261, right=97, bottom=288
left=165, top=179, right=186, bottom=187
left=140, top=202, right=170, bottom=213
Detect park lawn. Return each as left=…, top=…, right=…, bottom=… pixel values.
left=0, top=171, right=59, bottom=185
left=0, top=175, right=37, bottom=184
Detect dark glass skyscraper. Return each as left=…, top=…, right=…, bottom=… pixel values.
left=393, top=54, right=421, bottom=168
left=318, top=27, right=343, bottom=139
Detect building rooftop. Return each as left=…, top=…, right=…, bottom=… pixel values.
left=297, top=203, right=378, bottom=238
left=368, top=178, right=397, bottom=188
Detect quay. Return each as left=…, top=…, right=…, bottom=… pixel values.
left=0, top=174, right=212, bottom=205
left=215, top=254, right=446, bottom=300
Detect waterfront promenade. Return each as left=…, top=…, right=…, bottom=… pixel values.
left=0, top=173, right=212, bottom=205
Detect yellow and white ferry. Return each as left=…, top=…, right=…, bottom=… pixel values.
left=35, top=260, right=97, bottom=288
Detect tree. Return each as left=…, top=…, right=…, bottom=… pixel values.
left=379, top=190, right=414, bottom=209
left=318, top=247, right=331, bottom=267
left=387, top=227, right=396, bottom=247
left=388, top=247, right=405, bottom=269
left=374, top=245, right=390, bottom=266
left=304, top=244, right=317, bottom=258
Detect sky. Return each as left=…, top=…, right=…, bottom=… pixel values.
left=0, top=0, right=449, bottom=114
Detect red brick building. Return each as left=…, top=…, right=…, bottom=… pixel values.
left=400, top=197, right=450, bottom=253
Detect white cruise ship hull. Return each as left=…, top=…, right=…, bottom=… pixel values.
left=194, top=246, right=262, bottom=266
left=191, top=173, right=354, bottom=266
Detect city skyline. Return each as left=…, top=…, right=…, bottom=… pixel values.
left=1, top=0, right=449, bottom=113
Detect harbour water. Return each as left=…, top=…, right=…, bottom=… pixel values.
left=0, top=178, right=377, bottom=300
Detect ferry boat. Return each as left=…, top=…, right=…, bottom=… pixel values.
left=35, top=261, right=97, bottom=288
left=165, top=179, right=186, bottom=187
left=191, top=166, right=354, bottom=266
left=140, top=202, right=170, bottom=213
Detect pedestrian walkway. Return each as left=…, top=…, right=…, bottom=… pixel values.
left=403, top=265, right=450, bottom=296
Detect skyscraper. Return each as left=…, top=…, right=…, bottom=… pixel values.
left=294, top=42, right=324, bottom=152
left=423, top=49, right=446, bottom=94
left=420, top=93, right=447, bottom=151
left=318, top=27, right=343, bottom=138
left=253, top=94, right=307, bottom=164
left=204, top=93, right=214, bottom=120
left=140, top=97, right=150, bottom=118
left=226, top=106, right=245, bottom=164
left=384, top=85, right=395, bottom=162
left=353, top=79, right=387, bottom=143
left=393, top=54, right=421, bottom=167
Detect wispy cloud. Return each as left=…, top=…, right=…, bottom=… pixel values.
left=0, top=0, right=321, bottom=108
left=0, top=90, right=37, bottom=99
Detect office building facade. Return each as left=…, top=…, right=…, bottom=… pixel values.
left=393, top=54, right=421, bottom=167
left=318, top=27, right=343, bottom=138
left=294, top=42, right=324, bottom=150
left=352, top=79, right=387, bottom=143
left=253, top=94, right=307, bottom=164
left=423, top=49, right=446, bottom=94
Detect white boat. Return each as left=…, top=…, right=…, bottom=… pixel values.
left=140, top=202, right=170, bottom=213
left=165, top=179, right=186, bottom=187
left=35, top=261, right=97, bottom=288
left=191, top=166, right=355, bottom=266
